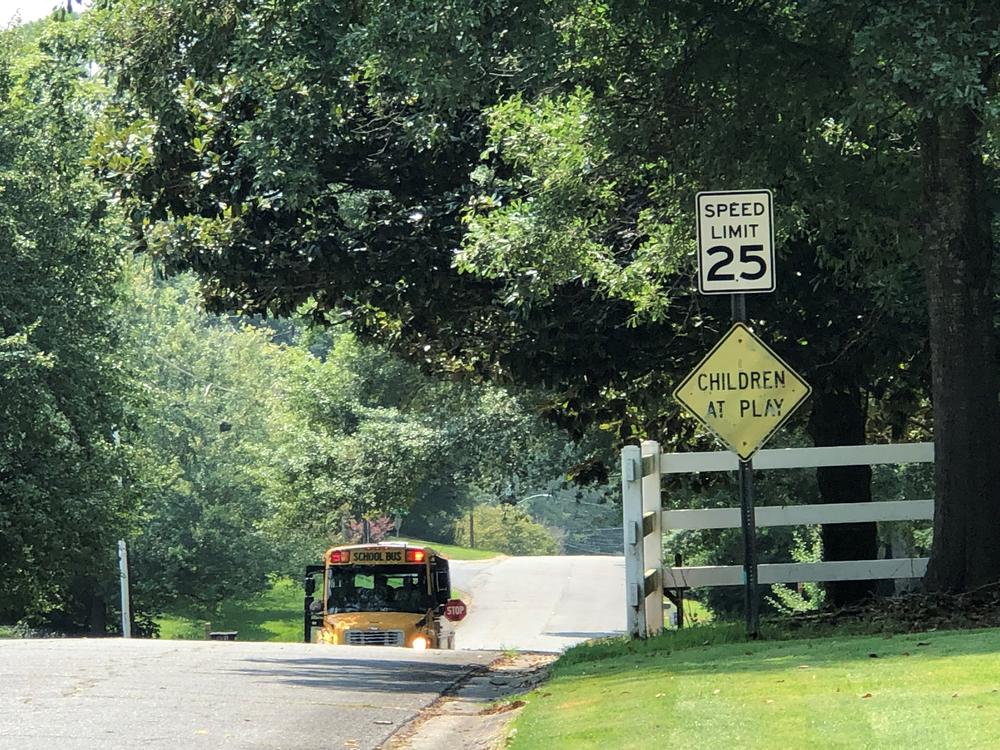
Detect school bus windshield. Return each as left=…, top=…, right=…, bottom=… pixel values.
left=327, top=565, right=433, bottom=614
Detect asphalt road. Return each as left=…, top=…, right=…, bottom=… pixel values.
left=0, top=555, right=624, bottom=749
left=0, top=639, right=494, bottom=750
left=450, top=555, right=625, bottom=651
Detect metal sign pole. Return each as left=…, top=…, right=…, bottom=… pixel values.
left=117, top=540, right=132, bottom=639
left=731, top=294, right=760, bottom=639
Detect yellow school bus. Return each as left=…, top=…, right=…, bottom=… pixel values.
left=303, top=542, right=459, bottom=649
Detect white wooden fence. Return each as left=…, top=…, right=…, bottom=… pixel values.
left=621, top=440, right=935, bottom=639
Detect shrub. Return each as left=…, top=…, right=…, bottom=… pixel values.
left=454, top=504, right=559, bottom=555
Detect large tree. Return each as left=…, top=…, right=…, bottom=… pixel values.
left=849, top=0, right=1000, bottom=590
left=0, top=16, right=135, bottom=631
left=92, top=0, right=997, bottom=592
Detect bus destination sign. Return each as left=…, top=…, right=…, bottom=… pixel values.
left=351, top=548, right=405, bottom=564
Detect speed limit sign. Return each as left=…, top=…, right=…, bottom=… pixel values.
left=696, top=190, right=775, bottom=295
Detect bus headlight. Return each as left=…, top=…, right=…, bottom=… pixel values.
left=411, top=635, right=428, bottom=650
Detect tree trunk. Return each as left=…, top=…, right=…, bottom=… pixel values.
left=89, top=590, right=107, bottom=635
left=921, top=108, right=1000, bottom=592
left=808, top=386, right=877, bottom=606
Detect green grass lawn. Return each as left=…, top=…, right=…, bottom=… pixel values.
left=397, top=537, right=502, bottom=560
left=667, top=597, right=713, bottom=627
left=157, top=578, right=304, bottom=642
left=510, top=625, right=1000, bottom=750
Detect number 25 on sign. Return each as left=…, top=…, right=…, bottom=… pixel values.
left=696, top=189, right=775, bottom=295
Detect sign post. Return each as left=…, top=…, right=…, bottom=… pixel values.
left=731, top=294, right=759, bottom=639
left=683, top=189, right=810, bottom=638
left=117, top=540, right=132, bottom=639
left=674, top=317, right=811, bottom=637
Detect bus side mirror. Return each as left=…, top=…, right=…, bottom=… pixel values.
left=434, top=586, right=451, bottom=604
left=434, top=570, right=450, bottom=605
left=304, top=576, right=316, bottom=596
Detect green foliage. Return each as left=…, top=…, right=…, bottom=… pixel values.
left=459, top=90, right=627, bottom=305
left=765, top=526, right=826, bottom=615
left=0, top=15, right=135, bottom=630
left=78, top=0, right=1000, bottom=604
left=119, top=261, right=582, bottom=616
left=88, top=0, right=934, bottom=463
left=454, top=504, right=559, bottom=556
left=121, top=265, right=285, bottom=616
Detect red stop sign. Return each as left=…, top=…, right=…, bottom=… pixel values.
left=444, top=599, right=467, bottom=622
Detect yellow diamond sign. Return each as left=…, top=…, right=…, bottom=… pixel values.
left=673, top=323, right=811, bottom=461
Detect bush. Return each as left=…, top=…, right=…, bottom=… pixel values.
left=454, top=504, right=559, bottom=555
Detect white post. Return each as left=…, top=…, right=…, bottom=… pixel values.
left=621, top=445, right=645, bottom=638
left=641, top=440, right=663, bottom=637
left=117, top=540, right=132, bottom=639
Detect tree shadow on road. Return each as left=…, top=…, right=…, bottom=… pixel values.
left=230, top=655, right=487, bottom=694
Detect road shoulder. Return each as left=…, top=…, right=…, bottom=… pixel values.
left=383, top=652, right=554, bottom=750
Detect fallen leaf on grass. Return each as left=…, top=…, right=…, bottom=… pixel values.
left=861, top=693, right=873, bottom=699
left=765, top=699, right=775, bottom=704
left=917, top=641, right=931, bottom=647
left=655, top=693, right=665, bottom=698
left=713, top=689, right=721, bottom=695
left=952, top=693, right=959, bottom=698
left=797, top=665, right=810, bottom=669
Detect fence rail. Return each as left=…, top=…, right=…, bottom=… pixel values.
left=623, top=441, right=935, bottom=639
left=663, top=499, right=934, bottom=530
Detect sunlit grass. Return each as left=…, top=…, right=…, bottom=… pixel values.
left=511, top=627, right=1000, bottom=750
left=398, top=537, right=503, bottom=560
left=156, top=578, right=303, bottom=642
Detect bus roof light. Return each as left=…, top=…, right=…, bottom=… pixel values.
left=329, top=550, right=350, bottom=564
left=406, top=549, right=426, bottom=563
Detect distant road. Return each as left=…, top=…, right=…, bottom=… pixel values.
left=0, top=639, right=493, bottom=750
left=450, top=555, right=626, bottom=652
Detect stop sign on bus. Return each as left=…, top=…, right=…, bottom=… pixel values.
left=444, top=599, right=467, bottom=622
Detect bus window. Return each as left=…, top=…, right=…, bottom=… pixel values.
left=327, top=565, right=432, bottom=613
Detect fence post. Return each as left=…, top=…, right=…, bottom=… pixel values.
left=621, top=444, right=645, bottom=638
left=641, top=440, right=663, bottom=637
